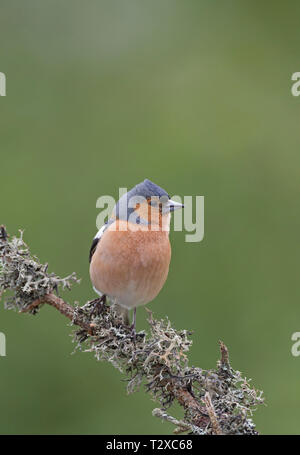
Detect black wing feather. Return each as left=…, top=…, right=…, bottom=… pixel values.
left=89, top=237, right=99, bottom=263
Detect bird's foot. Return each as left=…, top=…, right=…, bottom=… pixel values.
left=129, top=324, right=136, bottom=341
left=90, top=295, right=107, bottom=316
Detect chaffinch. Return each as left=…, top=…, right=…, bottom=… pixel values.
left=89, top=179, right=183, bottom=329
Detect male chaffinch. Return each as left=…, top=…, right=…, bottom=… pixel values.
left=89, top=179, right=183, bottom=329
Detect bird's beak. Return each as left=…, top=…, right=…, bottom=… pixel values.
left=164, top=199, right=184, bottom=213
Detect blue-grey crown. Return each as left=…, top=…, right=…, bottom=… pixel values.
left=114, top=179, right=169, bottom=220
left=129, top=179, right=169, bottom=199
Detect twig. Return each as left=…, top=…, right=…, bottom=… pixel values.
left=152, top=408, right=202, bottom=435
left=219, top=340, right=230, bottom=370
left=20, top=293, right=93, bottom=333
left=204, top=392, right=223, bottom=435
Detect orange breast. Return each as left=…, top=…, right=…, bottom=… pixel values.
left=89, top=220, right=171, bottom=309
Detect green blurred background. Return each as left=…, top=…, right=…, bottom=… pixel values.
left=0, top=0, right=299, bottom=435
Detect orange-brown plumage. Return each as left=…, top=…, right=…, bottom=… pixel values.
left=90, top=219, right=171, bottom=309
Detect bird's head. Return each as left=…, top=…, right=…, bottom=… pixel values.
left=113, top=179, right=183, bottom=229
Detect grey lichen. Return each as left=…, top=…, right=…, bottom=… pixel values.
left=0, top=226, right=264, bottom=435
left=0, top=226, right=79, bottom=313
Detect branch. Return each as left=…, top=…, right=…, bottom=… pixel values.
left=20, top=293, right=94, bottom=333
left=0, top=226, right=264, bottom=434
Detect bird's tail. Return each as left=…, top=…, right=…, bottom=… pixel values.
left=113, top=303, right=130, bottom=326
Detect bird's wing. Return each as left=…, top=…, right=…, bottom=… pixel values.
left=89, top=223, right=108, bottom=263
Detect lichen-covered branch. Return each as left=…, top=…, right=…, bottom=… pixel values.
left=0, top=225, right=264, bottom=434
